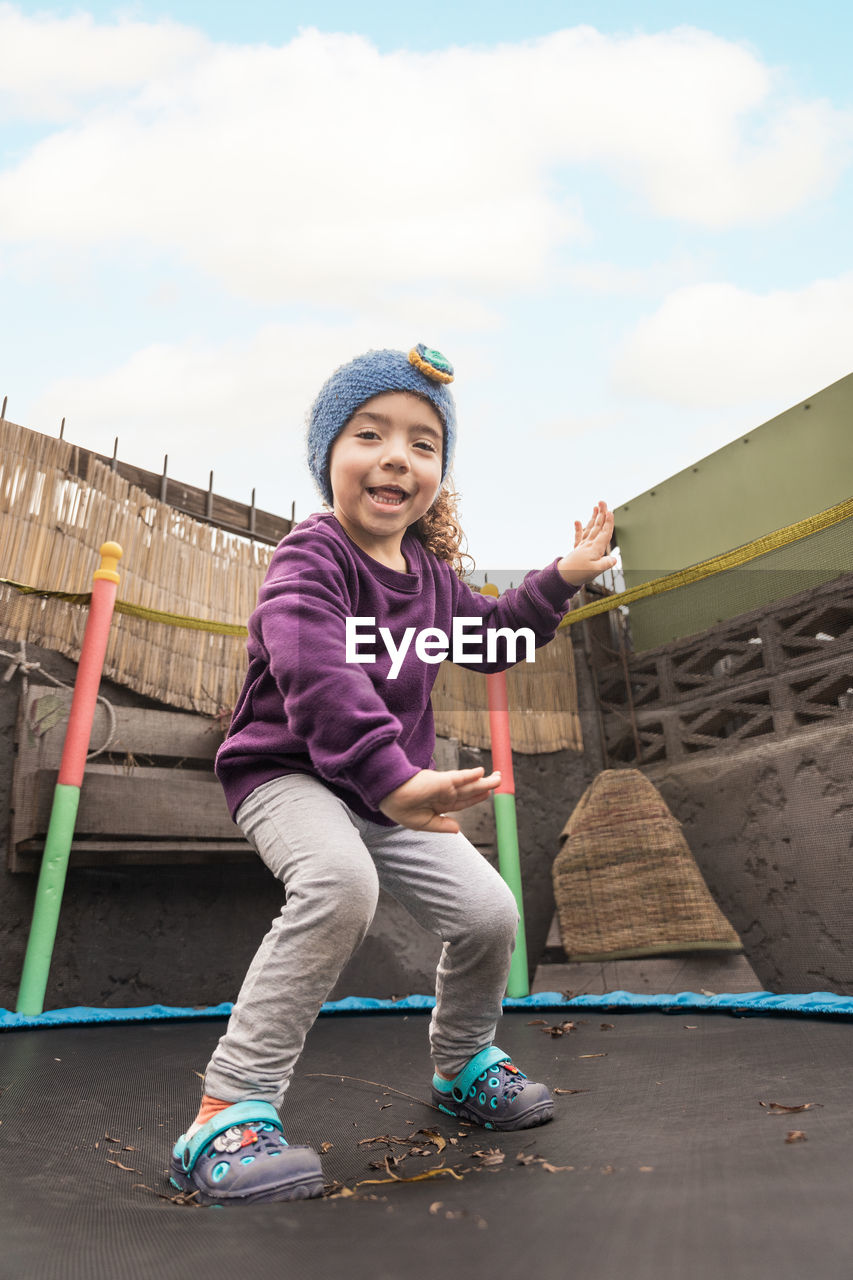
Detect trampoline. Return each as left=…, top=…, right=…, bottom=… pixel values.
left=2, top=996, right=852, bottom=1280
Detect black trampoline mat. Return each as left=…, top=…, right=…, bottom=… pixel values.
left=1, top=1010, right=852, bottom=1280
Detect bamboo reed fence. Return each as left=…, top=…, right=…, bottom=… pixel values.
left=0, top=419, right=582, bottom=751
left=431, top=629, right=581, bottom=752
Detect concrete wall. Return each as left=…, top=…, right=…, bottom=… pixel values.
left=649, top=721, right=853, bottom=994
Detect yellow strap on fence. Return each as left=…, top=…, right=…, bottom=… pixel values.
left=112, top=600, right=248, bottom=635
left=559, top=495, right=852, bottom=629
left=3, top=495, right=850, bottom=636
left=0, top=578, right=249, bottom=636
left=0, top=582, right=93, bottom=606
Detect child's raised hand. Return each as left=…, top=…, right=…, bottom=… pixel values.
left=557, top=500, right=617, bottom=588
left=379, top=766, right=501, bottom=833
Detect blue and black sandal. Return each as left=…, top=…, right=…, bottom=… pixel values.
left=432, top=1047, right=554, bottom=1130
left=169, top=1101, right=324, bottom=1205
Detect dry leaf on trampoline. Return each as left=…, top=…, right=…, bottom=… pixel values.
left=542, top=1021, right=578, bottom=1037
left=413, top=1128, right=447, bottom=1154
left=357, top=1133, right=411, bottom=1147
left=325, top=1183, right=355, bottom=1198
left=516, top=1152, right=573, bottom=1173
left=471, top=1147, right=505, bottom=1167
left=759, top=1100, right=819, bottom=1114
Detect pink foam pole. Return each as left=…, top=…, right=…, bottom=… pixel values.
left=56, top=542, right=123, bottom=785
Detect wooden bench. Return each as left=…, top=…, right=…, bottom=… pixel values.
left=9, top=683, right=252, bottom=871
left=9, top=686, right=487, bottom=876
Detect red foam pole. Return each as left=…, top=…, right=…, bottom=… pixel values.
left=57, top=545, right=122, bottom=785
left=486, top=670, right=515, bottom=795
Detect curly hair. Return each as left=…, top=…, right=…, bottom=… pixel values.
left=410, top=476, right=475, bottom=580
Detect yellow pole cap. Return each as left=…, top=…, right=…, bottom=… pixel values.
left=93, top=541, right=123, bottom=584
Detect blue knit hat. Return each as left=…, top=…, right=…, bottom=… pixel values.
left=307, top=344, right=457, bottom=506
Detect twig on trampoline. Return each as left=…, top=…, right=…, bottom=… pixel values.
left=355, top=1164, right=463, bottom=1188
left=304, top=1072, right=438, bottom=1110
left=132, top=1183, right=203, bottom=1208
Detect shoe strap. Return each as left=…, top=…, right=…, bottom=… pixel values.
left=450, top=1046, right=510, bottom=1103
left=181, top=1100, right=283, bottom=1173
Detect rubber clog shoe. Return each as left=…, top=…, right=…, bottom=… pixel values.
left=432, top=1047, right=553, bottom=1130
left=169, top=1100, right=324, bottom=1205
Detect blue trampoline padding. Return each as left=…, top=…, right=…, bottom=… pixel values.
left=2, top=989, right=853, bottom=1030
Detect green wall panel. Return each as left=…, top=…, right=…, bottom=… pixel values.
left=614, top=373, right=853, bottom=651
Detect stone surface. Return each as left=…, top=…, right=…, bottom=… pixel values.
left=648, top=721, right=853, bottom=994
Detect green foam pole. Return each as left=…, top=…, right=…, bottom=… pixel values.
left=16, top=785, right=81, bottom=1015
left=493, top=792, right=529, bottom=998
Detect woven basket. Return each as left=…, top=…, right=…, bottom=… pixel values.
left=552, top=769, right=742, bottom=961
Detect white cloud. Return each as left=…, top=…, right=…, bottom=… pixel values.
left=26, top=319, right=486, bottom=515
left=558, top=29, right=849, bottom=227
left=613, top=275, right=853, bottom=409
left=0, top=4, right=207, bottom=120
left=561, top=252, right=707, bottom=297
left=0, top=17, right=850, bottom=307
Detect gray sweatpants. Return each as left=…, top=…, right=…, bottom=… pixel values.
left=204, top=773, right=520, bottom=1107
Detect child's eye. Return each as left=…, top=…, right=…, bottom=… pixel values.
left=354, top=429, right=436, bottom=451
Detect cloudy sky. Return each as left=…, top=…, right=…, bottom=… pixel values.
left=2, top=0, right=851, bottom=574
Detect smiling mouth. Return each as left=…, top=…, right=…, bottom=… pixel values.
left=367, top=486, right=408, bottom=506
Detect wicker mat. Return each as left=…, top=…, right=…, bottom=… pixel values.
left=552, top=769, right=742, bottom=962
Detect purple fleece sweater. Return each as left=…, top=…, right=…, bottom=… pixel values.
left=216, top=512, right=577, bottom=826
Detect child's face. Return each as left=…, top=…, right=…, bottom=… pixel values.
left=329, top=391, right=444, bottom=554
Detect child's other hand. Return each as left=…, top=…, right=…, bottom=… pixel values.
left=557, top=500, right=617, bottom=588
left=379, top=767, right=501, bottom=833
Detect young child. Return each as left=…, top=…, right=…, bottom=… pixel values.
left=169, top=344, right=615, bottom=1204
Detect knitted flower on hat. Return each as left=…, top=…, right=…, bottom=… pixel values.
left=307, top=345, right=457, bottom=506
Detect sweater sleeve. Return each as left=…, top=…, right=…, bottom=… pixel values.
left=445, top=557, right=578, bottom=673
left=252, top=535, right=419, bottom=811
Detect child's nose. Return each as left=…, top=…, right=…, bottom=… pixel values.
left=380, top=440, right=409, bottom=469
